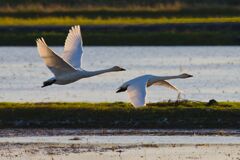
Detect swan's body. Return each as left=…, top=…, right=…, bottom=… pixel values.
left=116, top=73, right=193, bottom=107
left=36, top=26, right=125, bottom=87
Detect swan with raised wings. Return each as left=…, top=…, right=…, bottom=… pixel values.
left=36, top=25, right=125, bottom=87
left=116, top=73, right=193, bottom=107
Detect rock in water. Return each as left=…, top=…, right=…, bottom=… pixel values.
left=207, top=99, right=218, bottom=106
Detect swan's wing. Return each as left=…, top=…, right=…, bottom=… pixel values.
left=62, top=25, right=83, bottom=69
left=36, top=38, right=75, bottom=77
left=153, top=80, right=182, bottom=93
left=127, top=81, right=148, bottom=107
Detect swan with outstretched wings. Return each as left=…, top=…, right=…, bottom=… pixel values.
left=37, top=26, right=125, bottom=87
left=116, top=74, right=192, bottom=107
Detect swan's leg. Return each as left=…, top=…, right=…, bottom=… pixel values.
left=41, top=78, right=56, bottom=88
left=177, top=92, right=181, bottom=101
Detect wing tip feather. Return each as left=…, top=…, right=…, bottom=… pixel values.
left=36, top=37, right=48, bottom=48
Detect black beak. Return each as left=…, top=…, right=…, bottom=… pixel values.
left=120, top=68, right=126, bottom=71
left=116, top=87, right=126, bottom=93
left=188, top=74, right=193, bottom=78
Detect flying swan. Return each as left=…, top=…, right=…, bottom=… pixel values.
left=116, top=73, right=193, bottom=107
left=36, top=25, right=125, bottom=87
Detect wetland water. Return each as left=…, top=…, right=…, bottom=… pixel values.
left=0, top=135, right=240, bottom=144
left=0, top=46, right=239, bottom=102
left=0, top=129, right=239, bottom=144
left=0, top=129, right=239, bottom=160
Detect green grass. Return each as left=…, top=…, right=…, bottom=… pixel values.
left=0, top=101, right=239, bottom=128
left=0, top=1, right=239, bottom=46
left=1, top=16, right=240, bottom=26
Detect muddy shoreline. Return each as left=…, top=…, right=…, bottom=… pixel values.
left=0, top=129, right=239, bottom=137
left=0, top=142, right=239, bottom=160
left=0, top=129, right=239, bottom=159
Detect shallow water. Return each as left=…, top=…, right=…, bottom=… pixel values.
left=0, top=46, right=239, bottom=102
left=0, top=135, right=239, bottom=144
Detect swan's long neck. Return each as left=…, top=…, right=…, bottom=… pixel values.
left=156, top=75, right=182, bottom=80
left=85, top=68, right=115, bottom=77
left=148, top=75, right=182, bottom=86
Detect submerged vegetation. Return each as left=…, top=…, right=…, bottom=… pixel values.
left=0, top=101, right=239, bottom=129
left=0, top=29, right=239, bottom=46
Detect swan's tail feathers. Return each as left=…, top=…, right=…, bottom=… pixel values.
left=41, top=78, right=56, bottom=88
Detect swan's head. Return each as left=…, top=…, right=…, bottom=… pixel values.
left=111, top=66, right=126, bottom=71
left=179, top=73, right=193, bottom=78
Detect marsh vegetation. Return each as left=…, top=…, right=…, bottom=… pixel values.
left=0, top=0, right=240, bottom=45
left=0, top=101, right=239, bottom=128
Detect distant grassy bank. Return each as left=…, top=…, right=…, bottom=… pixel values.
left=0, top=0, right=240, bottom=18
left=0, top=101, right=239, bottom=129
left=0, top=0, right=239, bottom=46
left=1, top=17, right=240, bottom=26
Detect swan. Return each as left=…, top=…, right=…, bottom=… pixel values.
left=116, top=73, right=193, bottom=107
left=36, top=25, right=125, bottom=87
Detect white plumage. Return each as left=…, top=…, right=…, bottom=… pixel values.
left=116, top=74, right=193, bottom=107
left=62, top=26, right=83, bottom=69
left=36, top=25, right=125, bottom=87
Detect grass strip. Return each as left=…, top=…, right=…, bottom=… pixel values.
left=1, top=17, right=240, bottom=26
left=0, top=101, right=239, bottom=129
